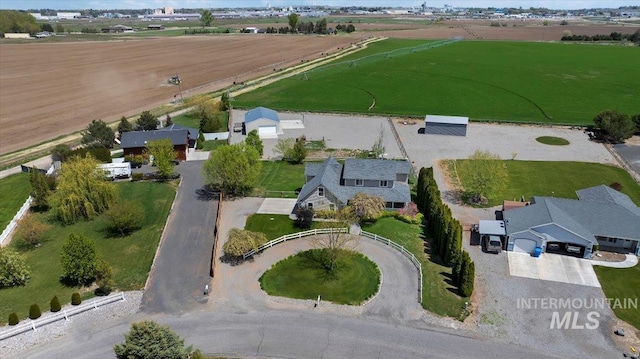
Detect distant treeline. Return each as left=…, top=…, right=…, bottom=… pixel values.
left=561, top=30, right=640, bottom=43
left=263, top=20, right=355, bottom=34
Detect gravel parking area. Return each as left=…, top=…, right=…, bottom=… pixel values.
left=230, top=110, right=403, bottom=160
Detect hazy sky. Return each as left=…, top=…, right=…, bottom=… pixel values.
left=0, top=0, right=633, bottom=10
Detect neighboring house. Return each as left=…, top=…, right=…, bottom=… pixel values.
left=244, top=107, right=281, bottom=139
left=121, top=129, right=189, bottom=161
left=101, top=25, right=133, bottom=33
left=296, top=157, right=411, bottom=211
left=160, top=124, right=198, bottom=149
left=504, top=185, right=640, bottom=258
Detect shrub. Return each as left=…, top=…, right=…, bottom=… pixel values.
left=8, top=312, right=19, bottom=326
left=0, top=247, right=30, bottom=288
left=295, top=207, right=314, bottom=229
left=71, top=292, right=82, bottom=305
left=17, top=215, right=50, bottom=249
left=29, top=303, right=42, bottom=319
left=315, top=209, right=337, bottom=219
left=50, top=296, right=61, bottom=312
left=395, top=212, right=424, bottom=225
left=66, top=147, right=112, bottom=163
left=223, top=228, right=268, bottom=257
left=610, top=182, right=623, bottom=191
left=131, top=172, right=143, bottom=181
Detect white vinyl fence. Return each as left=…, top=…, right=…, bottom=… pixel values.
left=360, top=230, right=423, bottom=303
left=0, top=196, right=32, bottom=246
left=242, top=228, right=347, bottom=260
left=0, top=293, right=126, bottom=341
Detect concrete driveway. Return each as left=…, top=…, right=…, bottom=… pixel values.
left=507, top=252, right=601, bottom=287
left=256, top=198, right=297, bottom=215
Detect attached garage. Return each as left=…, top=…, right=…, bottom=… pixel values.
left=258, top=125, right=278, bottom=139
left=513, top=238, right=538, bottom=254
left=245, top=107, right=281, bottom=139
left=424, top=115, right=468, bottom=137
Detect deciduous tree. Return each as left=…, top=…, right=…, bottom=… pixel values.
left=0, top=247, right=30, bottom=288
left=295, top=206, right=314, bottom=229
left=274, top=138, right=295, bottom=160
left=346, top=192, right=385, bottom=222
left=82, top=119, right=115, bottom=148
left=202, top=143, right=261, bottom=195
left=49, top=155, right=117, bottom=224
left=594, top=110, right=635, bottom=143
left=200, top=9, right=213, bottom=28
left=135, top=111, right=158, bottom=131
left=312, top=211, right=356, bottom=271
left=16, top=215, right=49, bottom=249
left=288, top=12, right=299, bottom=33
left=0, top=10, right=40, bottom=34
left=106, top=200, right=144, bottom=236
left=459, top=150, right=508, bottom=204
left=371, top=124, right=386, bottom=159
left=60, top=233, right=97, bottom=286
left=223, top=228, right=268, bottom=257
left=289, top=139, right=307, bottom=164
left=145, top=138, right=177, bottom=180
left=245, top=129, right=263, bottom=156
left=114, top=320, right=192, bottom=359
left=632, top=114, right=640, bottom=133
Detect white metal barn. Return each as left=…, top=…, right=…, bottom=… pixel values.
left=244, top=107, right=281, bottom=139
left=424, top=115, right=469, bottom=136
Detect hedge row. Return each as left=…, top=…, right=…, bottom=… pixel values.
left=416, top=167, right=475, bottom=297
left=7, top=293, right=81, bottom=326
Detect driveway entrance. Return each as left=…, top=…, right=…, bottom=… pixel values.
left=507, top=252, right=601, bottom=287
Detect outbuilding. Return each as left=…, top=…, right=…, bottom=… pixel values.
left=244, top=107, right=281, bottom=139
left=424, top=115, right=468, bottom=136
left=121, top=129, right=189, bottom=161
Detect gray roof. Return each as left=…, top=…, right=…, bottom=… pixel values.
left=121, top=129, right=188, bottom=148
left=298, top=157, right=411, bottom=205
left=245, top=107, right=279, bottom=123
left=160, top=124, right=198, bottom=139
left=576, top=185, right=640, bottom=217
left=505, top=193, right=640, bottom=243
left=343, top=159, right=410, bottom=181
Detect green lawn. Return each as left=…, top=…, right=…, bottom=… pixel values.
left=362, top=217, right=467, bottom=318
left=451, top=160, right=640, bottom=207
left=254, top=161, right=306, bottom=193
left=594, top=263, right=640, bottom=330
left=535, top=136, right=570, bottom=146
left=0, top=173, right=30, bottom=231
left=245, top=214, right=324, bottom=240
left=235, top=40, right=639, bottom=125
left=172, top=111, right=228, bottom=131
left=203, top=140, right=227, bottom=151
left=0, top=181, right=175, bottom=322
left=260, top=249, right=380, bottom=305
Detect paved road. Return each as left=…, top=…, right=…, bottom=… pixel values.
left=139, top=161, right=218, bottom=314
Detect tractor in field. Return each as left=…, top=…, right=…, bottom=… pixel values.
left=168, top=75, right=181, bottom=85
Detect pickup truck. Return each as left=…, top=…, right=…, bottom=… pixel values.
left=233, top=122, right=243, bottom=133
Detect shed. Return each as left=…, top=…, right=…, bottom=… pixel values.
left=424, top=115, right=468, bottom=136
left=244, top=107, right=281, bottom=139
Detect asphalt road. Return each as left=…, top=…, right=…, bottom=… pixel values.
left=139, top=160, right=218, bottom=314
left=613, top=143, right=640, bottom=176
left=17, top=309, right=562, bottom=359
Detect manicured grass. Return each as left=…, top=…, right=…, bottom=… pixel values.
left=245, top=214, right=322, bottom=240
left=172, top=111, right=228, bottom=131
left=0, top=173, right=30, bottom=231
left=594, top=263, right=640, bottom=330
left=203, top=140, right=227, bottom=151
left=235, top=40, right=639, bottom=125
left=259, top=249, right=380, bottom=305
left=362, top=217, right=467, bottom=318
left=0, top=181, right=175, bottom=322
left=536, top=136, right=570, bottom=145
left=255, top=161, right=306, bottom=192
left=451, top=160, right=640, bottom=207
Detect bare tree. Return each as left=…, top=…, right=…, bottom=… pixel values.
left=311, top=211, right=358, bottom=271
left=371, top=124, right=385, bottom=159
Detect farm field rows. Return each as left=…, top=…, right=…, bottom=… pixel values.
left=234, top=39, right=640, bottom=125
left=0, top=35, right=355, bottom=155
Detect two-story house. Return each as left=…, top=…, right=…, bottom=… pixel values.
left=296, top=157, right=411, bottom=211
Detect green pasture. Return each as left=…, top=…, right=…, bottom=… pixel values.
left=235, top=39, right=639, bottom=125
left=259, top=249, right=380, bottom=305
left=449, top=160, right=640, bottom=207
left=0, top=173, right=30, bottom=232
left=0, top=181, right=175, bottom=322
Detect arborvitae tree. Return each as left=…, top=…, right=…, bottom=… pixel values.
left=29, top=167, right=50, bottom=210
left=29, top=303, right=42, bottom=319
left=71, top=292, right=82, bottom=305
left=50, top=296, right=61, bottom=312
left=460, top=253, right=475, bottom=297
left=8, top=312, right=19, bottom=326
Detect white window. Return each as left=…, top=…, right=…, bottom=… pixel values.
left=318, top=187, right=324, bottom=196
left=355, top=179, right=363, bottom=186
left=379, top=180, right=388, bottom=187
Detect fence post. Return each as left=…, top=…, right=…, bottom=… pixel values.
left=64, top=310, right=68, bottom=320
left=121, top=292, right=125, bottom=301
left=31, top=321, right=36, bottom=331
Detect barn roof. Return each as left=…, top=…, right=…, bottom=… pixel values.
left=245, top=107, right=279, bottom=123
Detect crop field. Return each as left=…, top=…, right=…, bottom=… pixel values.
left=235, top=39, right=640, bottom=125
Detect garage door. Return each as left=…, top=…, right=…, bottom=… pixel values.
left=513, top=238, right=537, bottom=254
left=258, top=126, right=278, bottom=139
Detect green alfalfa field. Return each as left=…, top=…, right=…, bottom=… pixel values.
left=234, top=39, right=639, bottom=125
